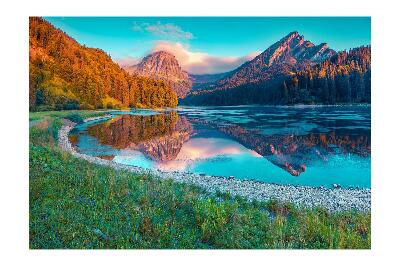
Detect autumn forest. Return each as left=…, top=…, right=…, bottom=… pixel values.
left=29, top=17, right=178, bottom=111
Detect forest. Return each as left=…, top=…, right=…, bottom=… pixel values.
left=29, top=17, right=178, bottom=111
left=183, top=46, right=371, bottom=106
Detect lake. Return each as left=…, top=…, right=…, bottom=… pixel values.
left=69, top=105, right=371, bottom=188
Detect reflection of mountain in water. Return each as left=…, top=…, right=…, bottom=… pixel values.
left=85, top=112, right=370, bottom=177
left=190, top=118, right=370, bottom=176
left=86, top=112, right=193, bottom=162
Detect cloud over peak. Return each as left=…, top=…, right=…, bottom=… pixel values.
left=116, top=41, right=260, bottom=75
left=151, top=41, right=260, bottom=74
left=115, top=55, right=141, bottom=68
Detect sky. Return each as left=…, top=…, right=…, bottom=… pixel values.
left=45, top=17, right=371, bottom=74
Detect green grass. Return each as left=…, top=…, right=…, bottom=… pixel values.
left=29, top=112, right=371, bottom=249
left=29, top=110, right=110, bottom=122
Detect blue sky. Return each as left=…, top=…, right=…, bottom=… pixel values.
left=45, top=17, right=371, bottom=74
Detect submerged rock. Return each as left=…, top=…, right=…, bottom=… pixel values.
left=332, top=183, right=341, bottom=189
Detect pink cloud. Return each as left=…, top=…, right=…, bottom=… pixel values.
left=115, top=56, right=140, bottom=68
left=157, top=137, right=262, bottom=171
left=151, top=41, right=260, bottom=74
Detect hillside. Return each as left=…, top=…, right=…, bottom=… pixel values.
left=183, top=33, right=370, bottom=106
left=125, top=51, right=192, bottom=98
left=29, top=17, right=178, bottom=111
left=278, top=46, right=371, bottom=104
left=198, top=31, right=336, bottom=92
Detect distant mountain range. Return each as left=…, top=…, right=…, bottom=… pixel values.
left=125, top=31, right=370, bottom=106
left=189, top=72, right=231, bottom=90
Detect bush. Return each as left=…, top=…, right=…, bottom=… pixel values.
left=64, top=113, right=84, bottom=123
left=106, top=102, right=113, bottom=109
left=64, top=100, right=80, bottom=110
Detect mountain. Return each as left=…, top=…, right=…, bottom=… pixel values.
left=194, top=31, right=336, bottom=92
left=183, top=32, right=370, bottom=106
left=189, top=72, right=231, bottom=90
left=185, top=46, right=371, bottom=106
left=125, top=51, right=192, bottom=98
left=29, top=17, right=178, bottom=111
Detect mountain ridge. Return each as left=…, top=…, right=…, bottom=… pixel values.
left=183, top=45, right=371, bottom=106
left=201, top=31, right=337, bottom=92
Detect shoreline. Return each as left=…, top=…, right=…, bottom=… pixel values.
left=58, top=116, right=371, bottom=213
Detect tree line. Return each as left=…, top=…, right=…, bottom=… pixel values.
left=183, top=46, right=371, bottom=106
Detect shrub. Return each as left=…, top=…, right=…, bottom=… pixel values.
left=106, top=102, right=113, bottom=109
left=64, top=113, right=84, bottom=123
left=64, top=100, right=80, bottom=110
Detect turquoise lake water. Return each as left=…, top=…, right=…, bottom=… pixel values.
left=69, top=105, right=371, bottom=188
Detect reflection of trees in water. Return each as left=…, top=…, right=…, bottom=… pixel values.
left=190, top=118, right=370, bottom=176
left=297, top=131, right=370, bottom=156
left=86, top=112, right=193, bottom=162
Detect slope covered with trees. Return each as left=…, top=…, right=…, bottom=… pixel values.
left=183, top=46, right=371, bottom=106
left=29, top=17, right=178, bottom=111
left=279, top=46, right=371, bottom=105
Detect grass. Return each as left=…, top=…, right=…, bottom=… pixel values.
left=29, top=109, right=110, bottom=122
left=29, top=111, right=371, bottom=249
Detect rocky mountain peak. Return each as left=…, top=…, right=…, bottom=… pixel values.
left=262, top=32, right=334, bottom=66
left=125, top=51, right=192, bottom=98
left=280, top=31, right=304, bottom=46
left=152, top=50, right=174, bottom=56
left=194, top=31, right=338, bottom=92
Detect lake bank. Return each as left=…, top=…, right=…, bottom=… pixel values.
left=29, top=111, right=371, bottom=248
left=58, top=115, right=371, bottom=213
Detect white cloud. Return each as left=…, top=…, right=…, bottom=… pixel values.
left=132, top=21, right=193, bottom=40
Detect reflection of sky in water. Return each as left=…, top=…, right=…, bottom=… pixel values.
left=114, top=137, right=262, bottom=172
left=71, top=105, right=371, bottom=188
left=112, top=136, right=370, bottom=188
